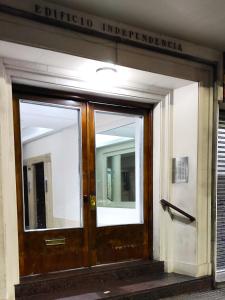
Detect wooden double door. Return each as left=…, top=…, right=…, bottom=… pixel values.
left=13, top=88, right=153, bottom=276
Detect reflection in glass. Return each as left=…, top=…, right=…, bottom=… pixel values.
left=20, top=101, right=82, bottom=231
left=121, top=152, right=135, bottom=202
left=107, top=157, right=112, bottom=200
left=95, top=111, right=143, bottom=227
left=106, top=152, right=135, bottom=203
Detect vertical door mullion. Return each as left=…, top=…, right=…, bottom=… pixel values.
left=87, top=103, right=97, bottom=266
left=81, top=102, right=91, bottom=267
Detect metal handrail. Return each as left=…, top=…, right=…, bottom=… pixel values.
left=160, top=199, right=196, bottom=222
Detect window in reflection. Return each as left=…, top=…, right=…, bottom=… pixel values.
left=106, top=152, right=135, bottom=204
left=20, top=101, right=82, bottom=231
left=23, top=154, right=51, bottom=230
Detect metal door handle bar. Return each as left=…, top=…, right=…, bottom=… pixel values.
left=160, top=199, right=195, bottom=222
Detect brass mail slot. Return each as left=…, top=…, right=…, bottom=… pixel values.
left=45, top=238, right=66, bottom=246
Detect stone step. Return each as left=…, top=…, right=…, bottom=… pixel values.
left=15, top=260, right=164, bottom=299
left=16, top=273, right=213, bottom=300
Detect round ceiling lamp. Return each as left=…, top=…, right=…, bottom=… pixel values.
left=96, top=67, right=117, bottom=74
left=95, top=67, right=117, bottom=85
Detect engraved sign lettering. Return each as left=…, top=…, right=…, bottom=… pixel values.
left=31, top=1, right=183, bottom=53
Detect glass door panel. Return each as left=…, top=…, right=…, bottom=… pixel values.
left=95, top=111, right=144, bottom=227
left=14, top=95, right=88, bottom=276
left=20, top=101, right=82, bottom=230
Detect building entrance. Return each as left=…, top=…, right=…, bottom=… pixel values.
left=13, top=89, right=153, bottom=276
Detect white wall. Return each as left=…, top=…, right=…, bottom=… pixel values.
left=23, top=126, right=82, bottom=228
left=171, top=83, right=198, bottom=273
left=171, top=83, right=198, bottom=265
left=153, top=83, right=203, bottom=275
left=0, top=61, right=19, bottom=300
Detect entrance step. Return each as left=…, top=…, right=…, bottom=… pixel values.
left=15, top=260, right=212, bottom=300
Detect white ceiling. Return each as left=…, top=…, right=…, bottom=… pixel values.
left=95, top=111, right=137, bottom=134
left=20, top=102, right=78, bottom=142
left=49, top=0, right=225, bottom=51
left=20, top=102, right=78, bottom=130
left=21, top=102, right=136, bottom=133
left=20, top=102, right=137, bottom=147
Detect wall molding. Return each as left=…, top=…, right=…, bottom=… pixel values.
left=0, top=59, right=19, bottom=300
left=4, top=58, right=167, bottom=104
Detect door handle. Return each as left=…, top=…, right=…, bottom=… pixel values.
left=90, top=195, right=96, bottom=210
left=83, top=195, right=96, bottom=209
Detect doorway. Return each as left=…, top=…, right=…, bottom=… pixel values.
left=23, top=154, right=53, bottom=230
left=13, top=89, right=153, bottom=276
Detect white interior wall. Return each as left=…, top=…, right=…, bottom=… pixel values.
left=23, top=126, right=82, bottom=228
left=97, top=207, right=141, bottom=226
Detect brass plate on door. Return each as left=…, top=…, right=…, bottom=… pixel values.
left=90, top=195, right=96, bottom=210
left=45, top=238, right=66, bottom=246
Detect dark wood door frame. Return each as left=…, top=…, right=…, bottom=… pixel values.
left=13, top=85, right=153, bottom=276
left=88, top=103, right=153, bottom=264
left=13, top=95, right=89, bottom=275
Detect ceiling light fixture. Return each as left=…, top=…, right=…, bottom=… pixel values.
left=95, top=66, right=118, bottom=85
left=96, top=67, right=117, bottom=74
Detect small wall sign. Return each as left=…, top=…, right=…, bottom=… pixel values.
left=172, top=157, right=189, bottom=183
